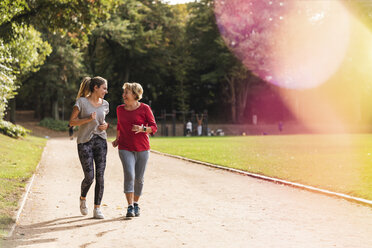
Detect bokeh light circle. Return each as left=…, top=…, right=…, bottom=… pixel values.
left=214, top=0, right=351, bottom=89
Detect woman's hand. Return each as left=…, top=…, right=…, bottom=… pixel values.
left=90, top=112, right=97, bottom=121
left=112, top=139, right=118, bottom=148
left=132, top=124, right=143, bottom=134
left=98, top=122, right=109, bottom=131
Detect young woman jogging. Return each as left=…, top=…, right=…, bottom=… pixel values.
left=69, top=76, right=109, bottom=219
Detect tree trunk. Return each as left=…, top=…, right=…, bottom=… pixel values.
left=124, top=63, right=130, bottom=82
left=34, top=96, right=41, bottom=119
left=89, top=38, right=97, bottom=74
left=9, top=98, right=16, bottom=123
left=52, top=99, right=59, bottom=120
left=236, top=79, right=251, bottom=123
left=178, top=79, right=189, bottom=112
left=225, top=76, right=236, bottom=123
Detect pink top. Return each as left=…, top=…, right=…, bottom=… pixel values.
left=116, top=103, right=157, bottom=151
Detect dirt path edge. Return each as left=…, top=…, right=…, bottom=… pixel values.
left=5, top=140, right=49, bottom=239
left=150, top=150, right=372, bottom=207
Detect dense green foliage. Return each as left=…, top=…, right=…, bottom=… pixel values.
left=0, top=133, right=46, bottom=237
left=0, top=120, right=29, bottom=138
left=2, top=0, right=372, bottom=124
left=39, top=118, right=70, bottom=131
left=87, top=0, right=178, bottom=114
left=10, top=0, right=262, bottom=123
left=151, top=134, right=372, bottom=200
left=0, top=25, right=51, bottom=119
left=18, top=35, right=85, bottom=120
left=0, top=0, right=119, bottom=121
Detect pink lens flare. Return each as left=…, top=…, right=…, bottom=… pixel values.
left=214, top=0, right=351, bottom=89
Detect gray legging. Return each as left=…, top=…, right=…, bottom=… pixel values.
left=77, top=135, right=107, bottom=205
left=118, top=149, right=150, bottom=196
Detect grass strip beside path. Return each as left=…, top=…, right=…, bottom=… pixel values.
left=0, top=134, right=46, bottom=238
left=150, top=134, right=372, bottom=201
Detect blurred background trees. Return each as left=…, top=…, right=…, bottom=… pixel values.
left=1, top=0, right=372, bottom=126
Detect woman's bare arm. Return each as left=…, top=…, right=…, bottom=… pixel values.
left=69, top=106, right=96, bottom=127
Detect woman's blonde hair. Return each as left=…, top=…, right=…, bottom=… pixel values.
left=123, top=82, right=143, bottom=101
left=76, top=77, right=92, bottom=100
left=76, top=76, right=107, bottom=100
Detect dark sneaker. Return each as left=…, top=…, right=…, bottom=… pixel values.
left=134, top=203, right=140, bottom=217
left=126, top=205, right=135, bottom=217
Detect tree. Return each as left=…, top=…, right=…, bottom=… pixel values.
left=214, top=0, right=291, bottom=87
left=0, top=42, right=16, bottom=119
left=186, top=0, right=255, bottom=123
left=87, top=0, right=187, bottom=115
left=0, top=0, right=119, bottom=46
left=159, top=3, right=191, bottom=113
left=0, top=24, right=51, bottom=120
left=17, top=34, right=85, bottom=119
left=0, top=0, right=119, bottom=121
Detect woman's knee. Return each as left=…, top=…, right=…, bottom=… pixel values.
left=125, top=176, right=135, bottom=186
left=124, top=181, right=134, bottom=192
left=135, top=177, right=144, bottom=185
left=96, top=174, right=104, bottom=185
left=83, top=175, right=94, bottom=185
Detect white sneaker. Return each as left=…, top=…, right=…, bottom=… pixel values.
left=93, top=208, right=105, bottom=219
left=80, top=198, right=88, bottom=216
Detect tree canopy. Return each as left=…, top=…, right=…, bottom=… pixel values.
left=0, top=0, right=119, bottom=119
left=3, top=0, right=372, bottom=125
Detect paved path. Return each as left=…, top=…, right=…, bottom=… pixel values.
left=3, top=138, right=372, bottom=248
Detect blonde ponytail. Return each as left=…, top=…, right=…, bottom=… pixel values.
left=76, top=77, right=91, bottom=100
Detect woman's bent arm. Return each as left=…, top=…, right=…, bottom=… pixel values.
left=69, top=106, right=96, bottom=126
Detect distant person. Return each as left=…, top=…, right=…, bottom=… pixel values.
left=68, top=124, right=74, bottom=140
left=186, top=120, right=192, bottom=136
left=210, top=129, right=215, bottom=136
left=69, top=76, right=109, bottom=219
left=196, top=114, right=203, bottom=136
left=112, top=82, right=157, bottom=217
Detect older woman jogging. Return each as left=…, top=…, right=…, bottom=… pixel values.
left=112, top=82, right=157, bottom=217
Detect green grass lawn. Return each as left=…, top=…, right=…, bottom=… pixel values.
left=150, top=134, right=372, bottom=201
left=0, top=134, right=46, bottom=238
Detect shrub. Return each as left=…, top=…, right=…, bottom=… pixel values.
left=0, top=120, right=29, bottom=138
left=39, top=118, right=69, bottom=131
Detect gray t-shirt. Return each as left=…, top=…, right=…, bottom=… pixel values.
left=74, top=97, right=109, bottom=144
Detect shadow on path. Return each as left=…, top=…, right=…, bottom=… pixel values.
left=4, top=215, right=125, bottom=247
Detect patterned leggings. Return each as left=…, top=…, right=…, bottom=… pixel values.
left=77, top=135, right=107, bottom=205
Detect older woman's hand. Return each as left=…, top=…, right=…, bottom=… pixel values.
left=132, top=124, right=143, bottom=134
left=112, top=139, right=118, bottom=148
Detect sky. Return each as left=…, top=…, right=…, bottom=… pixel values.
left=164, top=0, right=196, bottom=5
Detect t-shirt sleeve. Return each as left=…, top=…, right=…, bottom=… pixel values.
left=145, top=105, right=157, bottom=134
left=74, top=98, right=82, bottom=111
left=104, top=100, right=109, bottom=115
